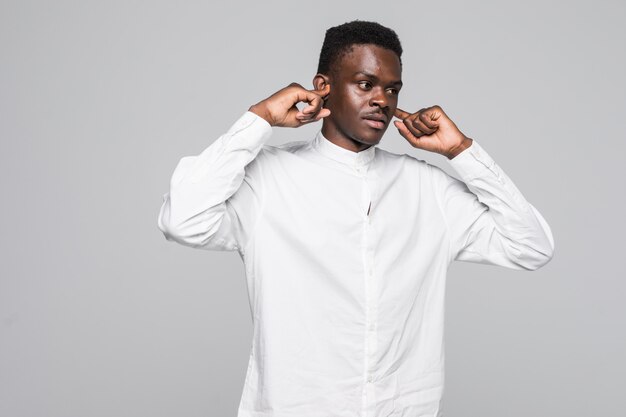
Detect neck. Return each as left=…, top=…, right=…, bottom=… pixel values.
left=321, top=120, right=373, bottom=153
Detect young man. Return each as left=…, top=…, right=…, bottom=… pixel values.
left=158, top=20, right=554, bottom=417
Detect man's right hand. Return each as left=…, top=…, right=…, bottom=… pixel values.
left=248, top=83, right=331, bottom=128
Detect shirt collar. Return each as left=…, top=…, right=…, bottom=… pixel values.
left=311, top=129, right=376, bottom=167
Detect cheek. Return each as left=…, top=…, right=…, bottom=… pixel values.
left=329, top=87, right=367, bottom=122
left=340, top=93, right=368, bottom=120
left=347, top=88, right=366, bottom=106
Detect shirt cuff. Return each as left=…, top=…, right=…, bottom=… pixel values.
left=225, top=110, right=273, bottom=139
left=447, top=140, right=497, bottom=181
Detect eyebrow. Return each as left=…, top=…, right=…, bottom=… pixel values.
left=354, top=71, right=403, bottom=87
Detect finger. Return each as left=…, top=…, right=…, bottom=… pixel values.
left=297, top=97, right=330, bottom=124
left=313, top=108, right=331, bottom=120
left=297, top=104, right=322, bottom=121
left=293, top=84, right=331, bottom=124
left=418, top=109, right=439, bottom=130
left=403, top=115, right=427, bottom=138
left=298, top=94, right=324, bottom=119
left=301, top=84, right=329, bottom=106
left=296, top=103, right=321, bottom=121
left=412, top=114, right=437, bottom=135
left=296, top=108, right=331, bottom=125
left=394, top=120, right=437, bottom=151
left=394, top=107, right=411, bottom=120
left=394, top=120, right=420, bottom=143
left=311, top=83, right=331, bottom=99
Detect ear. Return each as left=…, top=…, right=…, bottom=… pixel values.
left=312, top=73, right=331, bottom=94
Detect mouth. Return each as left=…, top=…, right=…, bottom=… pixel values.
left=362, top=113, right=388, bottom=130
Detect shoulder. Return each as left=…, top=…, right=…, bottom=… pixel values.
left=244, top=139, right=309, bottom=173
left=377, top=146, right=436, bottom=175
left=388, top=148, right=462, bottom=189
left=257, top=139, right=310, bottom=160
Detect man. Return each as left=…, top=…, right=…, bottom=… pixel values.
left=157, top=20, right=554, bottom=417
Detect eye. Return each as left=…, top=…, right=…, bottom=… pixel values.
left=386, top=88, right=399, bottom=95
left=358, top=81, right=372, bottom=90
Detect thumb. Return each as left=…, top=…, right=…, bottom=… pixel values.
left=299, top=84, right=331, bottom=114
left=394, top=120, right=409, bottom=136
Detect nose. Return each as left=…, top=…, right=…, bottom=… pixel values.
left=369, top=87, right=389, bottom=109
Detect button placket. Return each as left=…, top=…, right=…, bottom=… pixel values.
left=361, top=166, right=381, bottom=417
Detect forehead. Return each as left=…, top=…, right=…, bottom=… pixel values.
left=335, top=44, right=402, bottom=80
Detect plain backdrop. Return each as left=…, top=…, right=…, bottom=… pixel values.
left=1, top=1, right=625, bottom=416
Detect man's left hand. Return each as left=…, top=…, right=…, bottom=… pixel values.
left=394, top=106, right=473, bottom=160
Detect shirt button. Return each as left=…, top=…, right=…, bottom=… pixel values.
left=367, top=375, right=373, bottom=383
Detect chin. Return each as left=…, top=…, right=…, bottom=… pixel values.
left=357, top=128, right=386, bottom=144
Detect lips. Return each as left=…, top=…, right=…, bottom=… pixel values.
left=362, top=113, right=388, bottom=130
left=364, top=119, right=385, bottom=129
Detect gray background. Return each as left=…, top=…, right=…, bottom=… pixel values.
left=1, top=0, right=624, bottom=416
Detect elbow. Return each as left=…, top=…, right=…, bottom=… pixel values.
left=157, top=198, right=224, bottom=248
left=522, top=204, right=555, bottom=271
left=157, top=211, right=179, bottom=243
left=528, top=227, right=556, bottom=271
left=524, top=247, right=554, bottom=271
left=514, top=238, right=555, bottom=271
left=158, top=214, right=223, bottom=248
left=157, top=198, right=179, bottom=242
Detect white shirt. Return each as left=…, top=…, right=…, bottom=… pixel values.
left=157, top=111, right=555, bottom=417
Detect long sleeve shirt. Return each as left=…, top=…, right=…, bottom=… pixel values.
left=157, top=110, right=555, bottom=417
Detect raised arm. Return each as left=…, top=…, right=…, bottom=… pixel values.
left=431, top=141, right=554, bottom=270
left=394, top=105, right=554, bottom=270
left=157, top=112, right=273, bottom=252
left=157, top=83, right=330, bottom=252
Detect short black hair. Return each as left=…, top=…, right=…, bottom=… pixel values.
left=317, top=20, right=403, bottom=76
